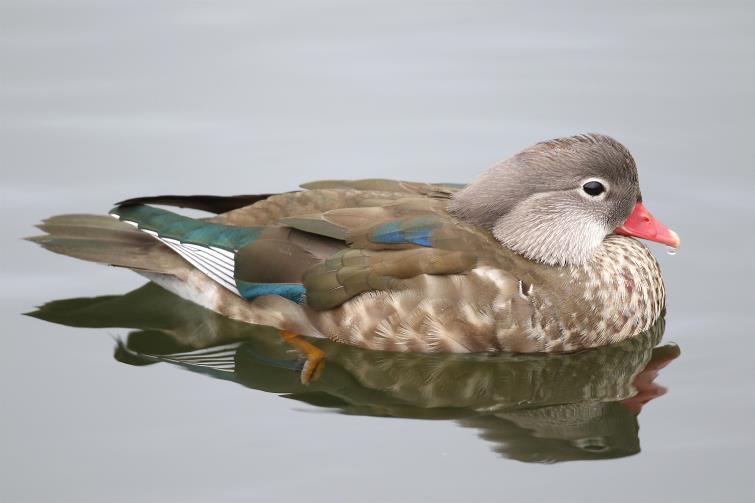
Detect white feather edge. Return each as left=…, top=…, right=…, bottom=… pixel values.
left=157, top=343, right=240, bottom=372
left=112, top=214, right=242, bottom=297
left=125, top=341, right=240, bottom=373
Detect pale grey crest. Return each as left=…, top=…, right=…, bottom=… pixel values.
left=448, top=134, right=641, bottom=266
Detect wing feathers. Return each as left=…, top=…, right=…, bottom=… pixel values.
left=110, top=205, right=253, bottom=296
left=102, top=182, right=486, bottom=311
left=303, top=248, right=477, bottom=310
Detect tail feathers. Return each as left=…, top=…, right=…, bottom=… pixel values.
left=27, top=213, right=185, bottom=274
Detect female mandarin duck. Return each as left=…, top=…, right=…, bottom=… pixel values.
left=30, top=134, right=679, bottom=381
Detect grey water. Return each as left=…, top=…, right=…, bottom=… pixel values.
left=1, top=1, right=754, bottom=502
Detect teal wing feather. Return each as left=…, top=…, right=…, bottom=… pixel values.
left=112, top=204, right=263, bottom=251
left=366, top=217, right=440, bottom=247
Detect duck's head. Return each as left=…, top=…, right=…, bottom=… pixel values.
left=448, top=134, right=680, bottom=266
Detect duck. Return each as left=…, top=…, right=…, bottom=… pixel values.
left=29, top=133, right=679, bottom=381
left=28, top=282, right=680, bottom=462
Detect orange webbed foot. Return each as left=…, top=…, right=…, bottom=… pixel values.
left=279, top=330, right=326, bottom=385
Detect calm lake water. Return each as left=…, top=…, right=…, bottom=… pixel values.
left=2, top=1, right=754, bottom=502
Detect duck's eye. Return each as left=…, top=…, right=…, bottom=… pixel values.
left=582, top=181, right=606, bottom=196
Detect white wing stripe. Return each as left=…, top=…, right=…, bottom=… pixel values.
left=158, top=239, right=239, bottom=294
left=172, top=245, right=237, bottom=289
left=176, top=244, right=235, bottom=283
left=120, top=223, right=243, bottom=297
left=183, top=243, right=235, bottom=268
left=158, top=239, right=230, bottom=279
left=210, top=246, right=236, bottom=260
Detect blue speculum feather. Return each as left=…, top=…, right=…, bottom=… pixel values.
left=368, top=217, right=439, bottom=247
left=112, top=205, right=263, bottom=251
left=235, top=280, right=306, bottom=304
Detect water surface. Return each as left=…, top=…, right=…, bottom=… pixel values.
left=1, top=1, right=753, bottom=502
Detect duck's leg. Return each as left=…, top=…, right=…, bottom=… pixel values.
left=279, top=330, right=326, bottom=385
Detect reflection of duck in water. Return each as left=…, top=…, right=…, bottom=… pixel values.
left=29, top=282, right=679, bottom=463
left=29, top=135, right=680, bottom=375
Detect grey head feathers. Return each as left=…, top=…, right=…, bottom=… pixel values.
left=448, top=134, right=641, bottom=266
